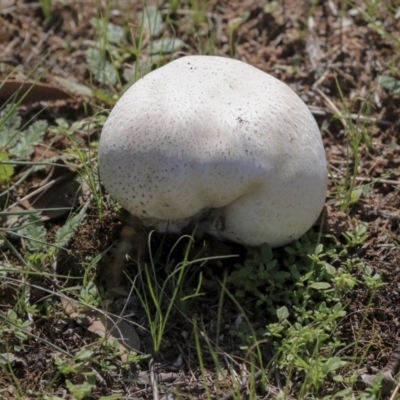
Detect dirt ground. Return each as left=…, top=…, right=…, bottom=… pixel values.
left=1, top=0, right=400, bottom=398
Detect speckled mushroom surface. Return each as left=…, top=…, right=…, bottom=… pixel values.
left=98, top=55, right=327, bottom=247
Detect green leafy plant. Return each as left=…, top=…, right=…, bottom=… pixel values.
left=342, top=223, right=368, bottom=247
left=225, top=224, right=384, bottom=396
left=55, top=349, right=97, bottom=399
left=65, top=376, right=96, bottom=400
left=54, top=349, right=94, bottom=375
left=378, top=74, right=400, bottom=94
left=86, top=17, right=130, bottom=88
left=0, top=309, right=32, bottom=350
left=0, top=152, right=14, bottom=183
left=0, top=107, right=48, bottom=160
left=6, top=214, right=47, bottom=252
left=39, top=0, right=52, bottom=21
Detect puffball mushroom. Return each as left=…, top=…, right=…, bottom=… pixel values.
left=98, top=55, right=327, bottom=247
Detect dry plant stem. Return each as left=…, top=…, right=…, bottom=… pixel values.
left=25, top=24, right=55, bottom=64
left=149, top=358, right=160, bottom=400
left=0, top=167, right=34, bottom=198
left=330, top=173, right=400, bottom=186
left=308, top=105, right=391, bottom=127
left=329, top=163, right=400, bottom=186
left=138, top=371, right=182, bottom=385
left=223, top=354, right=242, bottom=386
left=314, top=87, right=348, bottom=129
left=5, top=174, right=68, bottom=211
left=220, top=369, right=295, bottom=400
left=390, top=384, right=400, bottom=400
left=0, top=160, right=73, bottom=199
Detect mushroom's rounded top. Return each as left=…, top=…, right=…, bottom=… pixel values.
left=99, top=55, right=327, bottom=247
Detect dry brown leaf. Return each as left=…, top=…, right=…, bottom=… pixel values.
left=61, top=298, right=141, bottom=361
left=54, top=76, right=93, bottom=98
left=0, top=80, right=72, bottom=106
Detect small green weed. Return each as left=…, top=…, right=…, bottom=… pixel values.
left=225, top=225, right=384, bottom=397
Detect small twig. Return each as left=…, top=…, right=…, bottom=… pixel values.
left=137, top=371, right=182, bottom=385
left=220, top=369, right=296, bottom=400
left=331, top=173, right=400, bottom=186
left=149, top=358, right=160, bottom=400
left=308, top=104, right=391, bottom=127
left=389, top=382, right=400, bottom=400
left=4, top=172, right=72, bottom=212
left=223, top=354, right=242, bottom=386
left=25, top=25, right=56, bottom=64
left=275, top=368, right=284, bottom=391
left=0, top=167, right=35, bottom=199
left=314, top=87, right=348, bottom=129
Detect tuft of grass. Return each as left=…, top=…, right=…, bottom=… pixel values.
left=327, top=77, right=375, bottom=214
left=122, top=224, right=385, bottom=399
left=39, top=0, right=52, bottom=22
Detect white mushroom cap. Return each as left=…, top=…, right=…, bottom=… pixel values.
left=98, top=55, right=327, bottom=247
